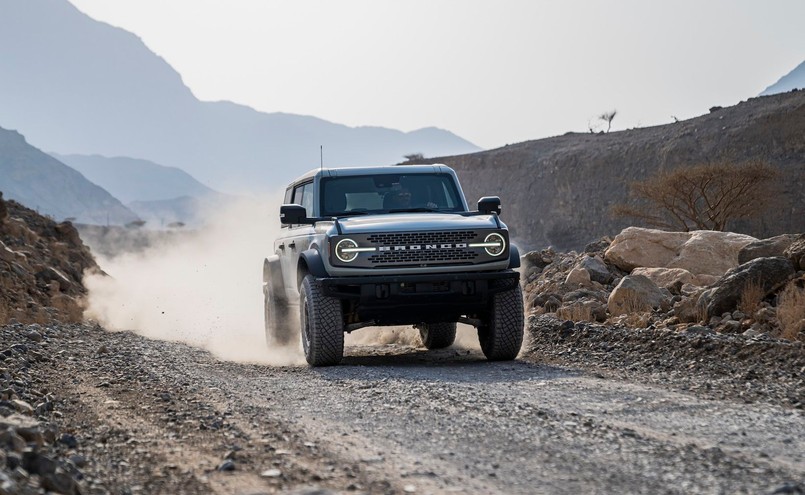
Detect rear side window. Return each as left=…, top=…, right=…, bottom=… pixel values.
left=292, top=182, right=314, bottom=218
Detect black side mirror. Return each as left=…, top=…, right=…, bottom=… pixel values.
left=280, top=204, right=308, bottom=225
left=478, top=196, right=502, bottom=215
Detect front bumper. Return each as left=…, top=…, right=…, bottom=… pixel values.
left=319, top=269, right=520, bottom=325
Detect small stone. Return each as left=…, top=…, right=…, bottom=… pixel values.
left=260, top=468, right=282, bottom=478
left=96, top=344, right=109, bottom=354
left=218, top=460, right=235, bottom=472
left=41, top=471, right=79, bottom=495
left=0, top=430, right=26, bottom=453
left=11, top=400, right=34, bottom=415
left=24, top=331, right=42, bottom=343
left=59, top=433, right=78, bottom=449
left=686, top=326, right=714, bottom=335
left=403, top=485, right=417, bottom=493
left=69, top=454, right=87, bottom=468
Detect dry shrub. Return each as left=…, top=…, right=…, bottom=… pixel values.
left=778, top=282, right=805, bottom=341
left=738, top=278, right=766, bottom=315
left=557, top=303, right=593, bottom=322
left=0, top=303, right=8, bottom=325
left=620, top=290, right=651, bottom=314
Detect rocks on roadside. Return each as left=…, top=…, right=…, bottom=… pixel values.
left=607, top=275, right=670, bottom=316
left=604, top=227, right=757, bottom=277
left=1, top=323, right=87, bottom=495
left=738, top=234, right=803, bottom=264
left=699, top=257, right=796, bottom=319
left=523, top=229, right=805, bottom=342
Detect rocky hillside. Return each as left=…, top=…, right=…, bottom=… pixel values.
left=0, top=127, right=139, bottom=225
left=420, top=90, right=805, bottom=251
left=0, top=192, right=100, bottom=324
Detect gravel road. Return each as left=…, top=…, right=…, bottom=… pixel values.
left=2, top=322, right=804, bottom=494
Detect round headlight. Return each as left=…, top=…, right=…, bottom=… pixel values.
left=484, top=233, right=506, bottom=256
left=335, top=238, right=359, bottom=263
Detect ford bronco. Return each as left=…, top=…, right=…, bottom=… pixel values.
left=263, top=165, right=524, bottom=366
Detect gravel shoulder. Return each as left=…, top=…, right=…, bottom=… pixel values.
left=2, top=322, right=804, bottom=494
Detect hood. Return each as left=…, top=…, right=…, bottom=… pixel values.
left=334, top=212, right=501, bottom=234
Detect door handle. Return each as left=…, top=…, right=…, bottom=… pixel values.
left=288, top=242, right=297, bottom=250
left=278, top=244, right=285, bottom=250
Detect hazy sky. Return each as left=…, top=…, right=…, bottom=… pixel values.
left=68, top=0, right=805, bottom=149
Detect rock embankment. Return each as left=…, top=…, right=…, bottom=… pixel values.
left=0, top=193, right=99, bottom=324
left=522, top=227, right=805, bottom=342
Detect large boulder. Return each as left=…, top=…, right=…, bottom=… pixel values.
left=738, top=234, right=803, bottom=264
left=607, top=274, right=670, bottom=316
left=784, top=238, right=805, bottom=271
left=699, top=257, right=796, bottom=318
left=605, top=227, right=757, bottom=277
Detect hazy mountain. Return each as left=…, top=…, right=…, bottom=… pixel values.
left=51, top=154, right=218, bottom=204
left=0, top=127, right=139, bottom=225
left=760, top=60, right=805, bottom=96
left=0, top=0, right=480, bottom=193
left=418, top=90, right=805, bottom=251
left=50, top=154, right=231, bottom=227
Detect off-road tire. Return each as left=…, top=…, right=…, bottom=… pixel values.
left=478, top=284, right=524, bottom=361
left=300, top=275, right=344, bottom=366
left=264, top=278, right=295, bottom=347
left=417, top=322, right=457, bottom=349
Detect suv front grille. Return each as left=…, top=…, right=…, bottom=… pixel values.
left=367, top=248, right=479, bottom=266
left=365, top=230, right=480, bottom=267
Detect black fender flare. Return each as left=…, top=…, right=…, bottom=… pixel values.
left=298, top=248, right=328, bottom=282
left=508, top=245, right=521, bottom=269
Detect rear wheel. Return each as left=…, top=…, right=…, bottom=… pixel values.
left=417, top=322, right=457, bottom=349
left=300, top=275, right=344, bottom=366
left=478, top=284, right=524, bottom=361
left=264, top=270, right=295, bottom=347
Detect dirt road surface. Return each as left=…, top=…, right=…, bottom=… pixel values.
left=4, top=322, right=804, bottom=494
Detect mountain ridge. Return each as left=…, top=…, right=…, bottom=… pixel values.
left=760, top=60, right=805, bottom=96
left=0, top=127, right=139, bottom=225
left=417, top=90, right=805, bottom=251
left=0, top=0, right=480, bottom=193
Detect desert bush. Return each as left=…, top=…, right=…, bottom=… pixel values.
left=612, top=160, right=781, bottom=231
left=738, top=278, right=766, bottom=315
left=778, top=282, right=805, bottom=341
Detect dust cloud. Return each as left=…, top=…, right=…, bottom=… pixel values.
left=84, top=196, right=305, bottom=366
left=84, top=196, right=482, bottom=365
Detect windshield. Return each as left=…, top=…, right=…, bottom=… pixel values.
left=320, top=173, right=464, bottom=217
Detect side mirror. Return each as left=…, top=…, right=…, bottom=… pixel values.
left=280, top=204, right=308, bottom=225
left=478, top=196, right=502, bottom=215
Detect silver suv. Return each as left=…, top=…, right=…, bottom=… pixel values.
left=263, top=165, right=524, bottom=366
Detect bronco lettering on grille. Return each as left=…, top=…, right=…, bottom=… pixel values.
left=378, top=243, right=470, bottom=252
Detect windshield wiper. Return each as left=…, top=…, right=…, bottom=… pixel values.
left=387, top=207, right=440, bottom=213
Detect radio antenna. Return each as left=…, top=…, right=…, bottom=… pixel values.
left=320, top=145, right=323, bottom=171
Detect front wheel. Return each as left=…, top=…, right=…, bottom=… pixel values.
left=417, top=322, right=457, bottom=349
left=299, top=275, right=344, bottom=366
left=478, top=284, right=524, bottom=361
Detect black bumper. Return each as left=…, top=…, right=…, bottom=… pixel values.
left=319, top=270, right=520, bottom=325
